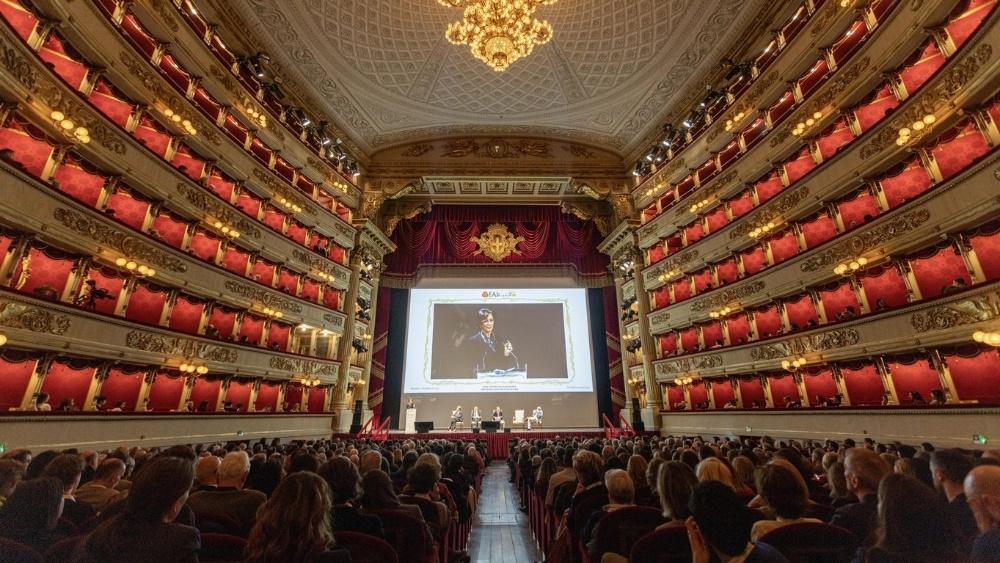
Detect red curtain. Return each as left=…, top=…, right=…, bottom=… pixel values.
left=711, top=380, right=735, bottom=409
left=125, top=282, right=168, bottom=325
left=18, top=247, right=75, bottom=298
left=946, top=0, right=997, bottom=50
left=718, top=140, right=741, bottom=169
left=741, top=247, right=767, bottom=275
left=717, top=259, right=740, bottom=285
left=684, top=222, right=704, bottom=245
left=172, top=144, right=207, bottom=181
left=206, top=173, right=237, bottom=202
left=151, top=212, right=188, bottom=249
left=840, top=362, right=884, bottom=405
left=737, top=377, right=766, bottom=407
left=277, top=269, right=300, bottom=295
left=768, top=91, right=796, bottom=125
left=930, top=120, right=991, bottom=181
left=384, top=205, right=609, bottom=280
left=263, top=205, right=287, bottom=232
left=830, top=19, right=868, bottom=61
left=323, top=287, right=342, bottom=310
left=0, top=117, right=54, bottom=178
left=908, top=244, right=971, bottom=299
left=768, top=374, right=799, bottom=406
left=255, top=382, right=280, bottom=411
left=238, top=314, right=266, bottom=345
left=301, top=279, right=321, bottom=302
left=0, top=355, right=37, bottom=411
left=852, top=84, right=899, bottom=133
left=970, top=224, right=1000, bottom=281
left=249, top=138, right=272, bottom=164
left=647, top=245, right=665, bottom=265
left=784, top=294, right=818, bottom=329
left=168, top=295, right=204, bottom=335
left=859, top=265, right=909, bottom=309
left=753, top=305, right=783, bottom=338
left=225, top=380, right=253, bottom=410
left=672, top=279, right=691, bottom=302
left=659, top=334, right=678, bottom=357
left=52, top=155, right=105, bottom=207
left=797, top=58, right=830, bottom=98
left=667, top=385, right=685, bottom=408
left=879, top=158, right=933, bottom=209
left=41, top=360, right=95, bottom=410
left=899, top=42, right=946, bottom=95
left=147, top=371, right=184, bottom=411
left=0, top=0, right=39, bottom=42
left=783, top=147, right=817, bottom=185
left=837, top=190, right=881, bottom=231
left=308, top=387, right=327, bottom=413
left=679, top=328, right=699, bottom=353
left=887, top=356, right=942, bottom=404
left=105, top=188, right=151, bottom=231
left=652, top=286, right=670, bottom=309
left=133, top=116, right=172, bottom=158
left=189, top=377, right=221, bottom=410
left=89, top=79, right=135, bottom=128
left=284, top=384, right=304, bottom=408
left=100, top=367, right=144, bottom=411
left=801, top=213, right=838, bottom=248
left=944, top=347, right=1000, bottom=403
left=741, top=118, right=768, bottom=148
left=703, top=322, right=724, bottom=348
left=207, top=305, right=238, bottom=339
left=692, top=270, right=713, bottom=293
left=728, top=191, right=754, bottom=218
left=819, top=281, right=861, bottom=321
left=368, top=286, right=392, bottom=420
left=697, top=160, right=718, bottom=185
left=267, top=322, right=291, bottom=352
left=222, top=247, right=250, bottom=276
left=768, top=231, right=800, bottom=264
left=802, top=368, right=839, bottom=406
left=688, top=382, right=708, bottom=405
left=80, top=267, right=124, bottom=315
left=236, top=190, right=263, bottom=217
left=286, top=221, right=308, bottom=246
left=38, top=32, right=88, bottom=90
left=188, top=229, right=221, bottom=262
left=726, top=314, right=751, bottom=345
left=251, top=259, right=276, bottom=285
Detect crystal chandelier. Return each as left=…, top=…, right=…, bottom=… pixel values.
left=437, top=0, right=557, bottom=72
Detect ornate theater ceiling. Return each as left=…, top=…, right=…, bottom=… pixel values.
left=207, top=0, right=773, bottom=160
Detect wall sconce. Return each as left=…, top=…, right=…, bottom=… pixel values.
left=833, top=256, right=869, bottom=276
left=748, top=221, right=778, bottom=239
left=330, top=180, right=350, bottom=194
left=299, top=376, right=322, bottom=387
left=645, top=182, right=668, bottom=198
left=781, top=356, right=808, bottom=371
left=657, top=267, right=680, bottom=283
left=627, top=375, right=645, bottom=387
left=49, top=111, right=90, bottom=144
left=314, top=271, right=334, bottom=283
left=210, top=219, right=240, bottom=239
left=895, top=114, right=936, bottom=146
left=973, top=331, right=1000, bottom=347
left=178, top=361, right=209, bottom=375
left=162, top=108, right=197, bottom=135
left=724, top=111, right=747, bottom=132
left=709, top=305, right=735, bottom=319
left=114, top=257, right=156, bottom=277
left=275, top=196, right=303, bottom=213
left=791, top=111, right=824, bottom=136
left=244, top=104, right=267, bottom=128
left=689, top=197, right=713, bottom=214
left=676, top=375, right=697, bottom=386
left=258, top=306, right=284, bottom=319
left=0, top=333, right=7, bottom=346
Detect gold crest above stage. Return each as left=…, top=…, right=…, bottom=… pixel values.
left=470, top=224, right=525, bottom=262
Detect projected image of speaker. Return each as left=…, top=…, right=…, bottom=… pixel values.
left=481, top=421, right=499, bottom=433
left=414, top=421, right=434, bottom=433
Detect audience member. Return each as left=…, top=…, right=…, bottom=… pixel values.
left=751, top=462, right=822, bottom=540
left=545, top=448, right=576, bottom=508
left=85, top=456, right=200, bottom=562
left=408, top=462, right=451, bottom=536
left=193, top=455, right=221, bottom=491
left=244, top=471, right=350, bottom=563
left=566, top=450, right=608, bottom=538
left=0, top=477, right=69, bottom=553
left=318, top=456, right=384, bottom=538
left=965, top=465, right=1000, bottom=562
left=858, top=473, right=964, bottom=563
left=583, top=469, right=635, bottom=559
left=246, top=457, right=283, bottom=497
left=932, top=449, right=980, bottom=543
left=186, top=450, right=266, bottom=536
left=0, top=459, right=25, bottom=509
left=831, top=448, right=889, bottom=542
left=686, top=480, right=789, bottom=563
left=627, top=455, right=654, bottom=507
left=75, top=458, right=125, bottom=513
left=42, top=453, right=96, bottom=527
left=657, top=461, right=698, bottom=527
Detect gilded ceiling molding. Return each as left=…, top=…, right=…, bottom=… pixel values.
left=749, top=328, right=861, bottom=361
left=654, top=354, right=724, bottom=376
left=175, top=184, right=261, bottom=240
left=222, top=280, right=303, bottom=314
left=125, top=330, right=239, bottom=363
left=0, top=297, right=71, bottom=335
left=53, top=208, right=189, bottom=273
left=560, top=201, right=614, bottom=237
left=267, top=356, right=338, bottom=378
left=690, top=280, right=767, bottom=313
left=728, top=186, right=811, bottom=240
left=116, top=51, right=223, bottom=146
left=910, top=291, right=1000, bottom=332
left=859, top=43, right=993, bottom=160
left=799, top=209, right=932, bottom=273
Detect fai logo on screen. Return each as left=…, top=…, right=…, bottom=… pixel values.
left=481, top=290, right=516, bottom=299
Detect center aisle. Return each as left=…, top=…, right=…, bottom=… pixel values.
left=466, top=461, right=543, bottom=563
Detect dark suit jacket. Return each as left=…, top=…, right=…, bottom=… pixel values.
left=830, top=493, right=878, bottom=544
left=567, top=484, right=609, bottom=538
left=948, top=493, right=980, bottom=545
left=466, top=331, right=516, bottom=372
left=186, top=486, right=266, bottom=536
left=973, top=528, right=1000, bottom=562
left=84, top=517, right=200, bottom=563
left=331, top=505, right=385, bottom=538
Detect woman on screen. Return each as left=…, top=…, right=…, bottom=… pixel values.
left=465, top=308, right=519, bottom=373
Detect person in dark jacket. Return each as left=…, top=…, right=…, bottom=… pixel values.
left=0, top=477, right=69, bottom=553
left=318, top=457, right=384, bottom=538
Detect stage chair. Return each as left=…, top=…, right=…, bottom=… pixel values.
left=334, top=531, right=399, bottom=563
left=758, top=522, right=858, bottom=563
left=512, top=409, right=525, bottom=429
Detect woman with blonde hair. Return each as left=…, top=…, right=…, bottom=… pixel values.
left=695, top=457, right=739, bottom=490
left=244, top=472, right=349, bottom=563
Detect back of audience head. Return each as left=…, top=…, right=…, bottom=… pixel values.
left=688, top=480, right=755, bottom=557
left=573, top=450, right=604, bottom=487
left=360, top=469, right=400, bottom=510
left=0, top=460, right=25, bottom=499
left=247, top=458, right=284, bottom=497
left=965, top=465, right=1000, bottom=534
left=756, top=461, right=809, bottom=519
left=123, top=456, right=195, bottom=522
left=875, top=473, right=960, bottom=560
left=931, top=449, right=973, bottom=493
left=844, top=447, right=890, bottom=496
left=604, top=469, right=635, bottom=505
left=695, top=457, right=739, bottom=491
left=893, top=456, right=934, bottom=489
left=25, top=450, right=58, bottom=480
left=41, top=453, right=84, bottom=495
left=318, top=456, right=361, bottom=504
left=658, top=461, right=697, bottom=521
left=0, top=476, right=63, bottom=532
left=288, top=451, right=320, bottom=474
left=409, top=462, right=440, bottom=494
left=245, top=471, right=335, bottom=563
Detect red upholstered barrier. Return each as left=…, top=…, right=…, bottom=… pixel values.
left=802, top=368, right=839, bottom=406
left=188, top=229, right=221, bottom=262
left=840, top=363, right=884, bottom=406
left=859, top=265, right=910, bottom=310
left=52, top=155, right=106, bottom=207
left=783, top=146, right=817, bottom=185
left=151, top=211, right=188, bottom=248
left=189, top=377, right=222, bottom=410
left=768, top=231, right=800, bottom=264
left=879, top=157, right=933, bottom=209
left=171, top=144, right=207, bottom=181
left=908, top=244, right=971, bottom=299
left=753, top=305, right=783, bottom=338
left=755, top=172, right=785, bottom=204
left=255, top=383, right=280, bottom=412
left=133, top=116, right=172, bottom=158
left=784, top=294, right=818, bottom=329
left=726, top=314, right=751, bottom=346
left=147, top=371, right=185, bottom=411
left=125, top=282, right=168, bottom=325
left=100, top=368, right=144, bottom=411
left=0, top=355, right=37, bottom=411
left=945, top=348, right=1000, bottom=402
left=0, top=0, right=39, bottom=42
left=89, top=79, right=136, bottom=128
left=898, top=42, right=946, bottom=95
left=836, top=190, right=880, bottom=232
left=221, top=247, right=250, bottom=276
left=236, top=190, right=263, bottom=217
left=105, top=188, right=151, bottom=230
left=801, top=213, right=838, bottom=248
left=929, top=120, right=991, bottom=181
left=887, top=357, right=942, bottom=404
left=0, top=117, right=55, bottom=178
left=946, top=0, right=998, bottom=50
left=852, top=84, right=899, bottom=133
left=41, top=360, right=96, bottom=410
left=38, top=32, right=89, bottom=90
